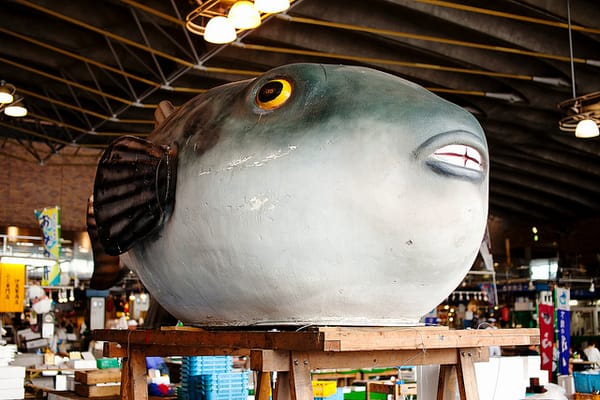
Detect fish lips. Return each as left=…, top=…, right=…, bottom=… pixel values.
left=414, top=129, right=488, bottom=183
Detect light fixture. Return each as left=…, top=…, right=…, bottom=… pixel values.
left=575, top=118, right=600, bottom=138
left=7, top=226, right=18, bottom=242
left=0, top=80, right=28, bottom=118
left=0, top=81, right=15, bottom=104
left=228, top=1, right=261, bottom=29
left=590, top=280, right=595, bottom=293
left=254, top=0, right=289, bottom=13
left=557, top=0, right=600, bottom=138
left=186, top=0, right=290, bottom=44
left=0, top=256, right=58, bottom=268
left=203, top=16, right=237, bottom=44
left=4, top=102, right=27, bottom=117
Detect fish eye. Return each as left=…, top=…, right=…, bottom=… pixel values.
left=255, top=79, right=292, bottom=110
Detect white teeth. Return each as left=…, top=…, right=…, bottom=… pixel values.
left=432, top=144, right=483, bottom=171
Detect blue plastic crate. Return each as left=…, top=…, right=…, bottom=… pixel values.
left=197, top=371, right=249, bottom=400
left=574, top=371, right=600, bottom=393
left=316, top=387, right=344, bottom=400
left=182, top=356, right=233, bottom=375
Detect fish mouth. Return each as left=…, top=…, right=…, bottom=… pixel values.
left=415, top=130, right=487, bottom=181
left=432, top=144, right=483, bottom=172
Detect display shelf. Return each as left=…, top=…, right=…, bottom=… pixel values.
left=94, top=326, right=540, bottom=400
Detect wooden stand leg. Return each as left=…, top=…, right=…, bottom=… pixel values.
left=122, top=346, right=148, bottom=400
left=437, top=365, right=455, bottom=400
left=456, top=348, right=479, bottom=400
left=120, top=357, right=131, bottom=400
left=289, top=352, right=314, bottom=400
left=256, top=371, right=272, bottom=400
left=274, top=371, right=291, bottom=400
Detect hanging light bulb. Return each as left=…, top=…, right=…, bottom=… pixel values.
left=590, top=280, right=595, bottom=293
left=69, top=288, right=75, bottom=302
left=4, top=102, right=27, bottom=117
left=228, top=1, right=261, bottom=29
left=255, top=0, right=290, bottom=13
left=575, top=119, right=600, bottom=138
left=204, top=16, right=237, bottom=44
left=0, top=82, right=15, bottom=104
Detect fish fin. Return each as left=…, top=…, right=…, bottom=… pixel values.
left=154, top=101, right=176, bottom=128
left=86, top=196, right=124, bottom=290
left=93, top=136, right=178, bottom=256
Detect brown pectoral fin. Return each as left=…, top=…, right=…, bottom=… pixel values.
left=92, top=136, right=178, bottom=256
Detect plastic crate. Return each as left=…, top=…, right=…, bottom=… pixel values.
left=316, top=387, right=344, bottom=400
left=344, top=390, right=386, bottom=400
left=96, top=358, right=120, bottom=369
left=574, top=371, right=600, bottom=393
left=198, top=371, right=249, bottom=400
left=312, top=380, right=337, bottom=397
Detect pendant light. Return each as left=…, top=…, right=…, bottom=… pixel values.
left=4, top=102, right=27, bottom=117
left=0, top=81, right=15, bottom=104
left=203, top=16, right=237, bottom=44
left=254, top=0, right=290, bottom=13
left=228, top=1, right=261, bottom=29
left=557, top=0, right=600, bottom=138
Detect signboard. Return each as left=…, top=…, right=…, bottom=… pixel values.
left=556, top=287, right=571, bottom=376
left=538, top=291, right=554, bottom=382
left=0, top=263, right=25, bottom=312
left=34, top=206, right=61, bottom=286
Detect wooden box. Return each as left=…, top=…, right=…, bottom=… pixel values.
left=74, top=368, right=121, bottom=384
left=74, top=382, right=121, bottom=397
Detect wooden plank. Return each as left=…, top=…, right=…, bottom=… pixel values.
left=251, top=347, right=488, bottom=371
left=289, top=351, right=314, bottom=400
left=103, top=340, right=249, bottom=358
left=93, top=329, right=326, bottom=352
left=74, top=368, right=121, bottom=384
left=74, top=383, right=121, bottom=397
left=319, top=327, right=539, bottom=351
left=456, top=348, right=480, bottom=400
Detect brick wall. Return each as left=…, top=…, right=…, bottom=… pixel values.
left=0, top=141, right=100, bottom=232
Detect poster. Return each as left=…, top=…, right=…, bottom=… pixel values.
left=538, top=299, right=555, bottom=381
left=0, top=263, right=25, bottom=312
left=34, top=206, right=61, bottom=286
left=555, top=287, right=571, bottom=376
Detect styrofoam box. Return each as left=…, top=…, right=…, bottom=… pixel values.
left=0, top=387, right=24, bottom=399
left=0, top=366, right=25, bottom=380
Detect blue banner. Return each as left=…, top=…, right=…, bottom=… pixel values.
left=557, top=309, right=570, bottom=376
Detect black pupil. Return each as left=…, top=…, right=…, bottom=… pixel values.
left=258, top=81, right=283, bottom=103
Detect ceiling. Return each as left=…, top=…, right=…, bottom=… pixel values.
left=1, top=0, right=600, bottom=230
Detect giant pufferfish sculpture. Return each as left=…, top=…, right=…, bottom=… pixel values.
left=89, top=63, right=489, bottom=326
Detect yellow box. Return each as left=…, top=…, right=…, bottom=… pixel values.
left=312, top=380, right=337, bottom=397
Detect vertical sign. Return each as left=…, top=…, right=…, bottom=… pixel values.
left=538, top=290, right=554, bottom=382
left=34, top=206, right=61, bottom=286
left=0, top=263, right=25, bottom=312
left=556, top=287, right=571, bottom=376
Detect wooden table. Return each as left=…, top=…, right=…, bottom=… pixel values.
left=94, top=326, right=540, bottom=400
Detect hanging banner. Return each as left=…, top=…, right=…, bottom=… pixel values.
left=34, top=206, right=61, bottom=286
left=556, top=287, right=571, bottom=376
left=0, top=263, right=26, bottom=312
left=538, top=295, right=555, bottom=382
